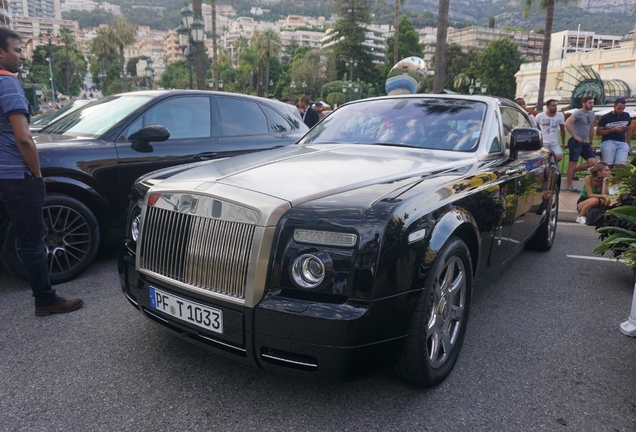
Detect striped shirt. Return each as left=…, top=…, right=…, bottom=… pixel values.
left=0, top=74, right=31, bottom=179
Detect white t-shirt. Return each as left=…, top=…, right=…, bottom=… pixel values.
left=535, top=112, right=565, bottom=146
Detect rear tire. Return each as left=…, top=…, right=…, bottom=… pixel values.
left=394, top=236, right=473, bottom=388
left=1, top=194, right=100, bottom=284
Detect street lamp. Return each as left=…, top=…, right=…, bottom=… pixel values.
left=345, top=58, right=357, bottom=83
left=178, top=4, right=205, bottom=90
left=145, top=58, right=155, bottom=89
left=302, top=81, right=307, bottom=95
left=218, top=79, right=223, bottom=91
left=290, top=80, right=296, bottom=99
left=469, top=79, right=475, bottom=95
left=19, top=67, right=28, bottom=81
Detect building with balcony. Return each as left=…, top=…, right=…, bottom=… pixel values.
left=11, top=0, right=60, bottom=19
left=515, top=34, right=635, bottom=108
left=0, top=0, right=12, bottom=28
left=446, top=26, right=544, bottom=62
left=321, top=25, right=389, bottom=64
left=549, top=30, right=624, bottom=59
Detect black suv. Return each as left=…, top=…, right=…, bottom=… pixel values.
left=1, top=90, right=307, bottom=283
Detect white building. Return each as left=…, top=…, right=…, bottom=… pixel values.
left=11, top=0, right=60, bottom=19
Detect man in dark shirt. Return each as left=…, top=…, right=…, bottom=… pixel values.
left=597, top=98, right=632, bottom=167
left=0, top=28, right=83, bottom=316
left=299, top=95, right=319, bottom=128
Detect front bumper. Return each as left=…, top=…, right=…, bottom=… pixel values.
left=118, top=244, right=413, bottom=381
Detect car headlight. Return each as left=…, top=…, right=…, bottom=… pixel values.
left=290, top=253, right=327, bottom=289
left=293, top=229, right=357, bottom=247
left=131, top=214, right=141, bottom=242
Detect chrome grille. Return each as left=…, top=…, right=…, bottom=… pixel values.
left=139, top=206, right=255, bottom=299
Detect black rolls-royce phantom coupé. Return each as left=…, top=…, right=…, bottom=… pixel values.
left=118, top=95, right=559, bottom=387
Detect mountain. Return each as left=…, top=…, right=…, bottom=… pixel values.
left=402, top=0, right=635, bottom=36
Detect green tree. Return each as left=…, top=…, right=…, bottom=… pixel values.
left=328, top=0, right=376, bottom=85
left=466, top=38, right=522, bottom=100
left=524, top=0, right=575, bottom=111
left=385, top=17, right=423, bottom=63
left=281, top=36, right=299, bottom=64
left=262, top=28, right=281, bottom=94
left=112, top=17, right=137, bottom=80
left=90, top=25, right=117, bottom=93
left=58, top=27, right=75, bottom=94
left=291, top=49, right=335, bottom=99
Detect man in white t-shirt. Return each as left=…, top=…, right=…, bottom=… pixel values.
left=535, top=99, right=566, bottom=162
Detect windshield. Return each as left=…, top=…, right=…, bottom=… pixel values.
left=40, top=94, right=152, bottom=137
left=299, top=98, right=487, bottom=152
left=31, top=100, right=93, bottom=126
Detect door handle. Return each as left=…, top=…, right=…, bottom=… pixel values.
left=505, top=167, right=525, bottom=175
left=193, top=152, right=217, bottom=160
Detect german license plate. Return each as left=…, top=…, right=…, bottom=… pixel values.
left=149, top=287, right=223, bottom=334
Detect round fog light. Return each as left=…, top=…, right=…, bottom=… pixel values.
left=291, top=254, right=325, bottom=289
left=131, top=215, right=140, bottom=242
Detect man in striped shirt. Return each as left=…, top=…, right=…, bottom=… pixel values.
left=0, top=27, right=83, bottom=316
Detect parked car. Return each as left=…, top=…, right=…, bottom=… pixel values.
left=117, top=94, right=559, bottom=387
left=29, top=99, right=93, bottom=133
left=1, top=90, right=307, bottom=283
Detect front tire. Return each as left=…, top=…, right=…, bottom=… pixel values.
left=395, top=236, right=473, bottom=388
left=1, top=194, right=100, bottom=284
left=526, top=188, right=558, bottom=252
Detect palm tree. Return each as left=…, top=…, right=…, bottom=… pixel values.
left=262, top=28, right=281, bottom=94
left=251, top=30, right=266, bottom=96
left=112, top=17, right=137, bottom=80
left=524, top=0, right=573, bottom=111
left=58, top=27, right=75, bottom=94
left=91, top=25, right=117, bottom=93
left=432, top=0, right=451, bottom=93
left=233, top=35, right=249, bottom=67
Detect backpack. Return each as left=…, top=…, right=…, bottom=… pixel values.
left=586, top=207, right=605, bottom=226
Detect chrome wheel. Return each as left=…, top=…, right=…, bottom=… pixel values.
left=2, top=194, right=100, bottom=284
left=547, top=190, right=558, bottom=244
left=43, top=204, right=94, bottom=277
left=426, top=255, right=467, bottom=368
left=395, top=236, right=472, bottom=388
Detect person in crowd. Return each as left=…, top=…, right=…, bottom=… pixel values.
left=299, top=95, right=319, bottom=128
left=575, top=161, right=611, bottom=225
left=535, top=99, right=566, bottom=162
left=0, top=27, right=83, bottom=316
left=515, top=97, right=536, bottom=127
left=597, top=97, right=632, bottom=167
left=280, top=97, right=291, bottom=104
left=314, top=102, right=326, bottom=121
left=564, top=95, right=597, bottom=193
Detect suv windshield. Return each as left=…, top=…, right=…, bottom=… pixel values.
left=40, top=95, right=152, bottom=137
left=299, top=98, right=487, bottom=152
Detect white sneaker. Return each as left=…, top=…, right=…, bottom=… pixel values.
left=576, top=216, right=587, bottom=225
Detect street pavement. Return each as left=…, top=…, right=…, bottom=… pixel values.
left=1, top=226, right=635, bottom=431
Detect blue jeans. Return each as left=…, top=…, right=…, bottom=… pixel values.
left=0, top=177, right=57, bottom=306
left=600, top=139, right=629, bottom=165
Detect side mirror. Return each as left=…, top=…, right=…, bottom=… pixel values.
left=129, top=124, right=170, bottom=153
left=510, top=127, right=541, bottom=159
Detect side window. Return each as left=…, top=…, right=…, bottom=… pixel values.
left=487, top=111, right=502, bottom=153
left=501, top=107, right=533, bottom=149
left=500, top=107, right=518, bottom=149
left=260, top=104, right=293, bottom=133
left=126, top=96, right=211, bottom=140
left=217, top=97, right=269, bottom=136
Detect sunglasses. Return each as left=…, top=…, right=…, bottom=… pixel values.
left=616, top=98, right=626, bottom=104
